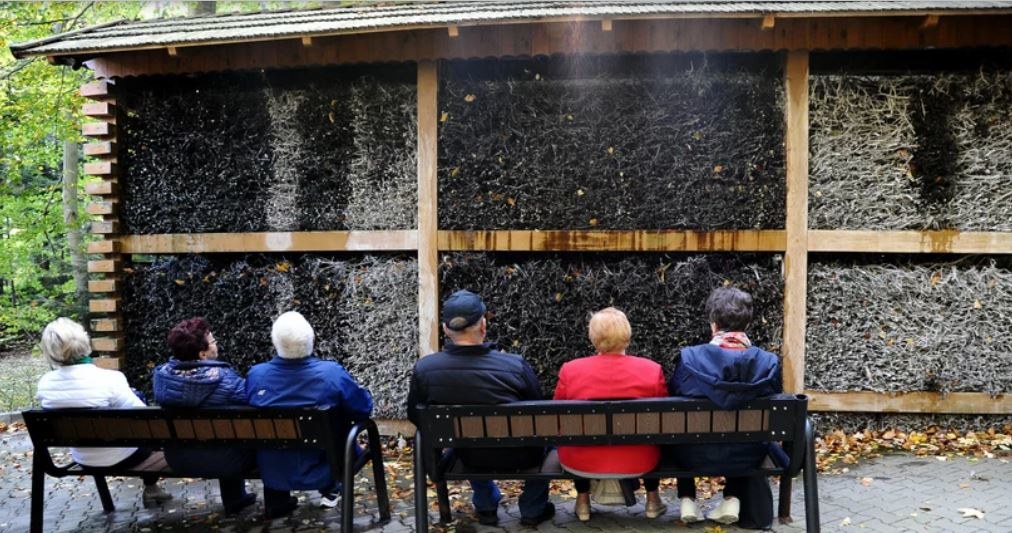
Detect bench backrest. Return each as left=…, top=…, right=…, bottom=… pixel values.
left=416, top=394, right=807, bottom=448
left=23, top=406, right=341, bottom=450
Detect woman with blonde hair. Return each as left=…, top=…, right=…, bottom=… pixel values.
left=553, top=307, right=668, bottom=521
left=35, top=317, right=173, bottom=507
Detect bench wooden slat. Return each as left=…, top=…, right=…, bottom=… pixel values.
left=148, top=420, right=171, bottom=439
left=273, top=418, right=299, bottom=439
left=713, top=411, right=737, bottom=433
left=687, top=411, right=710, bottom=433
left=739, top=409, right=764, bottom=432
left=510, top=415, right=533, bottom=437
left=559, top=414, right=583, bottom=436
left=534, top=414, right=558, bottom=437
left=636, top=412, right=660, bottom=434
left=233, top=419, right=256, bottom=439
left=253, top=419, right=276, bottom=438
left=91, top=418, right=119, bottom=441
left=173, top=420, right=195, bottom=439
left=192, top=419, right=215, bottom=440
left=458, top=416, right=485, bottom=438
left=613, top=413, right=635, bottom=435
left=485, top=416, right=509, bottom=438
left=72, top=418, right=96, bottom=439
left=583, top=414, right=606, bottom=435
left=53, top=418, right=78, bottom=440
left=662, top=412, right=686, bottom=433
left=212, top=419, right=236, bottom=439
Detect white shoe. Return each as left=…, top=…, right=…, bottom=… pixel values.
left=706, top=497, right=740, bottom=524
left=680, top=497, right=702, bottom=523
left=320, top=492, right=341, bottom=508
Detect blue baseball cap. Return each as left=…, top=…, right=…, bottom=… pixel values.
left=442, top=290, right=486, bottom=331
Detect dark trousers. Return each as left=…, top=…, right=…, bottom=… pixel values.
left=574, top=477, right=660, bottom=493
left=165, top=449, right=255, bottom=510
left=108, top=448, right=159, bottom=486
left=264, top=482, right=341, bottom=515
left=666, top=443, right=773, bottom=530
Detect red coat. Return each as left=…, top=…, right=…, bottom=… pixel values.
left=553, top=353, right=667, bottom=476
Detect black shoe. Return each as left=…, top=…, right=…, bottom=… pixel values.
left=520, top=503, right=555, bottom=527
left=476, top=509, right=499, bottom=525
left=264, top=496, right=298, bottom=520
left=225, top=493, right=257, bottom=515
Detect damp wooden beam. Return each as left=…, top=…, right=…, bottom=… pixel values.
left=120, top=230, right=418, bottom=253
left=808, top=391, right=1011, bottom=415
left=438, top=230, right=786, bottom=252
left=808, top=230, right=1012, bottom=254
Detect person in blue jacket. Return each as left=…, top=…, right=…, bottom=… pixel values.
left=247, top=311, right=374, bottom=519
left=152, top=317, right=256, bottom=514
left=668, top=287, right=781, bottom=529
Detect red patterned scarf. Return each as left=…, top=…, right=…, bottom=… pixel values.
left=709, top=331, right=752, bottom=351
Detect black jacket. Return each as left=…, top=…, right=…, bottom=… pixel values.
left=407, top=341, right=543, bottom=469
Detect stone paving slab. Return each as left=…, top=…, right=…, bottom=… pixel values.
left=1, top=430, right=1009, bottom=532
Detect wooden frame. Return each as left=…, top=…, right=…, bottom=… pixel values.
left=77, top=16, right=1012, bottom=416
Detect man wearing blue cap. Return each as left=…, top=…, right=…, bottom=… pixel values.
left=407, top=290, right=555, bottom=526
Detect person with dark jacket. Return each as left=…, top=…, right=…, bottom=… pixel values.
left=668, top=287, right=781, bottom=529
left=247, top=311, right=374, bottom=519
left=152, top=317, right=256, bottom=514
left=406, top=290, right=555, bottom=527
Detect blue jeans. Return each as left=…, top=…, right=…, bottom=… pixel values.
left=469, top=479, right=550, bottom=519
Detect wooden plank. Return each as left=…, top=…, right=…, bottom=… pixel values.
left=738, top=410, right=764, bottom=432
left=90, top=318, right=122, bottom=332
left=233, top=419, right=256, bottom=439
left=485, top=416, right=509, bottom=437
left=808, top=391, right=1011, bottom=414
left=87, top=239, right=120, bottom=254
left=509, top=415, right=534, bottom=437
left=84, top=161, right=116, bottom=176
left=534, top=414, right=559, bottom=436
left=636, top=412, right=661, bottom=434
left=84, top=141, right=116, bottom=156
left=86, top=200, right=116, bottom=216
left=782, top=50, right=809, bottom=395
left=613, top=413, right=636, bottom=435
left=92, top=336, right=122, bottom=352
left=173, top=420, right=196, bottom=439
left=193, top=419, right=216, bottom=440
left=253, top=419, right=276, bottom=438
left=273, top=419, right=299, bottom=439
left=661, top=412, right=686, bottom=434
left=84, top=180, right=117, bottom=195
left=88, top=279, right=118, bottom=293
left=82, top=122, right=115, bottom=137
left=80, top=81, right=111, bottom=98
left=120, top=231, right=418, bottom=253
left=87, top=260, right=119, bottom=273
left=686, top=411, right=711, bottom=433
left=212, top=419, right=236, bottom=439
left=90, top=220, right=119, bottom=234
left=713, top=411, right=737, bottom=433
left=92, top=356, right=121, bottom=370
left=438, top=230, right=786, bottom=252
left=82, top=102, right=115, bottom=118
left=808, top=230, right=1012, bottom=254
left=583, top=414, right=607, bottom=435
left=89, top=298, right=119, bottom=313
left=417, top=61, right=439, bottom=357
left=559, top=414, right=583, bottom=436
left=458, top=416, right=484, bottom=437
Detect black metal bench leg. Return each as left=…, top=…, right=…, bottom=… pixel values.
left=803, top=420, right=821, bottom=533
left=414, top=432, right=429, bottom=533
left=367, top=422, right=391, bottom=523
left=94, top=476, right=115, bottom=513
left=30, top=455, right=45, bottom=533
left=343, top=437, right=358, bottom=533
left=778, top=475, right=793, bottom=524
left=436, top=480, right=452, bottom=524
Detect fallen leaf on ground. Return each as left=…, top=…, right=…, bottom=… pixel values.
left=840, top=517, right=852, bottom=526
left=958, top=508, right=985, bottom=519
left=859, top=477, right=873, bottom=486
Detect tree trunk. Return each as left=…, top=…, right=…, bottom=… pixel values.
left=188, top=2, right=216, bottom=16
left=62, top=140, right=87, bottom=313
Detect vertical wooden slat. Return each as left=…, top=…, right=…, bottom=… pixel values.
left=583, top=414, right=607, bottom=435
left=273, top=419, right=299, bottom=439
left=212, top=419, right=236, bottom=439
left=613, top=413, right=636, bottom=435
left=534, top=414, right=559, bottom=436
left=686, top=411, right=711, bottom=433
left=233, top=419, right=256, bottom=439
left=458, top=416, right=485, bottom=437
left=713, top=411, right=737, bottom=433
left=192, top=419, right=215, bottom=440
left=636, top=412, right=661, bottom=434
left=417, top=60, right=440, bottom=357
left=782, top=50, right=810, bottom=394
left=510, top=415, right=534, bottom=437
left=738, top=410, right=764, bottom=432
left=559, top=414, right=583, bottom=436
left=174, top=420, right=196, bottom=439
left=662, top=412, right=686, bottom=434
left=485, top=416, right=509, bottom=437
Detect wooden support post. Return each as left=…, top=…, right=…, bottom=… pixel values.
left=81, top=80, right=124, bottom=364
left=167, top=46, right=179, bottom=57
left=761, top=14, right=776, bottom=30
left=601, top=19, right=613, bottom=32
left=920, top=14, right=940, bottom=30
left=447, top=25, right=459, bottom=37
left=301, top=36, right=313, bottom=47
left=782, top=51, right=809, bottom=394
left=417, top=61, right=440, bottom=357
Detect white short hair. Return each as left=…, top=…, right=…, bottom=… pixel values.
left=41, top=318, right=92, bottom=367
left=272, top=311, right=315, bottom=359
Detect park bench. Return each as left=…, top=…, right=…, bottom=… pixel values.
left=413, top=394, right=818, bottom=533
left=23, top=406, right=391, bottom=533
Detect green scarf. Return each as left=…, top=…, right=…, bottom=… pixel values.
left=68, top=355, right=93, bottom=365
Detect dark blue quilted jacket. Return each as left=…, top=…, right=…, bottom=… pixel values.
left=668, top=344, right=782, bottom=409
left=153, top=358, right=246, bottom=408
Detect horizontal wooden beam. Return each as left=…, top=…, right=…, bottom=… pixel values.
left=809, top=230, right=1012, bottom=254
left=90, top=220, right=119, bottom=234
left=82, top=122, right=115, bottom=138
left=84, top=161, right=117, bottom=176
left=438, top=230, right=786, bottom=252
left=91, top=336, right=123, bottom=352
left=87, top=239, right=120, bottom=254
left=92, top=356, right=122, bottom=370
left=83, top=141, right=116, bottom=156
left=84, top=180, right=117, bottom=196
left=80, top=81, right=111, bottom=99
left=87, top=259, right=120, bottom=273
left=89, top=298, right=119, bottom=313
left=82, top=101, right=116, bottom=118
left=88, top=279, right=118, bottom=293
left=807, top=391, right=1011, bottom=415
left=121, top=230, right=418, bottom=254
left=90, top=318, right=122, bottom=333
left=85, top=200, right=117, bottom=216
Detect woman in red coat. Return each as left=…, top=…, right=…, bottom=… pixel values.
left=553, top=307, right=668, bottom=521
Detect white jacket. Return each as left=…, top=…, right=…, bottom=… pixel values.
left=36, top=364, right=145, bottom=466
